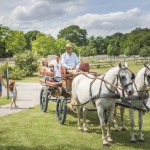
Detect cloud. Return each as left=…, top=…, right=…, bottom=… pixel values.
left=11, top=0, right=65, bottom=22
left=10, top=0, right=85, bottom=22
left=70, top=7, right=145, bottom=36
left=0, top=3, right=150, bottom=38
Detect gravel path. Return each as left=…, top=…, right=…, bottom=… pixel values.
left=0, top=82, right=42, bottom=116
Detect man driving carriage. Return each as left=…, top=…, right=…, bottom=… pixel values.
left=62, top=43, right=80, bottom=71
left=42, top=44, right=80, bottom=82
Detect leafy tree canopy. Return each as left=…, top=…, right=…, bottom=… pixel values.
left=58, top=25, right=88, bottom=46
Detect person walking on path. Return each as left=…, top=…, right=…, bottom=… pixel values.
left=0, top=74, right=7, bottom=97
left=9, top=80, right=18, bottom=109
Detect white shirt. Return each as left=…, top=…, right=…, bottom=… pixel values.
left=50, top=60, right=62, bottom=77
left=61, top=52, right=80, bottom=69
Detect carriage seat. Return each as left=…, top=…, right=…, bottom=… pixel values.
left=39, top=79, right=62, bottom=86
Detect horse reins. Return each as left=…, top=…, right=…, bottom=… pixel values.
left=73, top=68, right=134, bottom=107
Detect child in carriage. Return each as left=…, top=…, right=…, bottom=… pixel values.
left=45, top=64, right=61, bottom=82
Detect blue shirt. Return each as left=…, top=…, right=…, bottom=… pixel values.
left=61, top=52, right=80, bottom=69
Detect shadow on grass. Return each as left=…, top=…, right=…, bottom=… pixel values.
left=0, top=144, right=97, bottom=150
left=65, top=109, right=150, bottom=149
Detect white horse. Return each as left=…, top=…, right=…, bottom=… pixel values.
left=71, top=63, right=134, bottom=146
left=114, top=64, right=150, bottom=142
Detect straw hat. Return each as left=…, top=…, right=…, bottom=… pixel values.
left=66, top=43, right=73, bottom=48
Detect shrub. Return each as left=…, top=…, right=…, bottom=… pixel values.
left=9, top=67, right=26, bottom=80
left=0, top=62, right=12, bottom=78
left=14, top=51, right=38, bottom=76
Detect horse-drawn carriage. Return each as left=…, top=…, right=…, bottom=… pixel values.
left=39, top=62, right=97, bottom=124
left=39, top=61, right=150, bottom=145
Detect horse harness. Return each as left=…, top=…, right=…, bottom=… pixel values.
left=82, top=67, right=135, bottom=106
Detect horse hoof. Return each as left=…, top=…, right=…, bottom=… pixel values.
left=139, top=139, right=144, bottom=142
left=78, top=129, right=83, bottom=132
left=131, top=140, right=136, bottom=143
left=84, top=129, right=90, bottom=133
left=103, top=144, right=110, bottom=147
left=108, top=140, right=113, bottom=143
left=122, top=128, right=127, bottom=131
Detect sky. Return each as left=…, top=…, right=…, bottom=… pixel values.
left=0, top=0, right=150, bottom=37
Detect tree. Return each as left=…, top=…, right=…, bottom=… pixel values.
left=32, top=34, right=55, bottom=56
left=88, top=36, right=107, bottom=54
left=24, top=30, right=42, bottom=50
left=79, top=45, right=97, bottom=57
left=107, top=39, right=121, bottom=56
left=0, top=25, right=12, bottom=57
left=5, top=30, right=26, bottom=54
left=139, top=46, right=150, bottom=57
left=58, top=25, right=88, bottom=46
left=54, top=38, right=70, bottom=54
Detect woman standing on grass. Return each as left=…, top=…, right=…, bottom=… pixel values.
left=0, top=74, right=7, bottom=97
left=9, top=80, right=18, bottom=109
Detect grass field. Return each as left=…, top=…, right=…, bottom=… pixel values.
left=15, top=73, right=40, bottom=83
left=90, top=60, right=144, bottom=75
left=0, top=103, right=150, bottom=150
left=0, top=97, right=10, bottom=106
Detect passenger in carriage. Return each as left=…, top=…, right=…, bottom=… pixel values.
left=45, top=64, right=55, bottom=81
left=45, top=64, right=61, bottom=82
left=50, top=54, right=62, bottom=82
left=43, top=60, right=49, bottom=72
left=62, top=43, right=80, bottom=70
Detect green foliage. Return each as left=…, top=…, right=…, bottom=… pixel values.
left=88, top=36, right=107, bottom=54
left=58, top=25, right=88, bottom=46
left=0, top=25, right=12, bottom=57
left=24, top=30, right=41, bottom=50
left=139, top=46, right=150, bottom=57
left=5, top=30, right=26, bottom=54
left=9, top=67, right=26, bottom=80
left=79, top=45, right=97, bottom=57
left=1, top=25, right=150, bottom=58
left=14, top=51, right=38, bottom=76
left=0, top=62, right=9, bottom=77
left=32, top=34, right=55, bottom=56
left=107, top=39, right=121, bottom=56
left=53, top=38, right=70, bottom=54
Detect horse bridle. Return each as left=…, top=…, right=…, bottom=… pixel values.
left=117, top=68, right=135, bottom=94
left=88, top=67, right=135, bottom=102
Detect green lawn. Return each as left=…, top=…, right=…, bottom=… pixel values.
left=91, top=60, right=144, bottom=75
left=15, top=73, right=40, bottom=83
left=0, top=97, right=10, bottom=106
left=0, top=103, right=150, bottom=150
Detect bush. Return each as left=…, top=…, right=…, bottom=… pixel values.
left=14, top=51, right=38, bottom=76
left=0, top=62, right=12, bottom=78
left=9, top=67, right=26, bottom=80
left=0, top=62, right=26, bottom=80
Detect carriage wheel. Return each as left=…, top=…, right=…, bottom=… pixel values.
left=56, top=97, right=67, bottom=124
left=40, top=87, right=49, bottom=112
